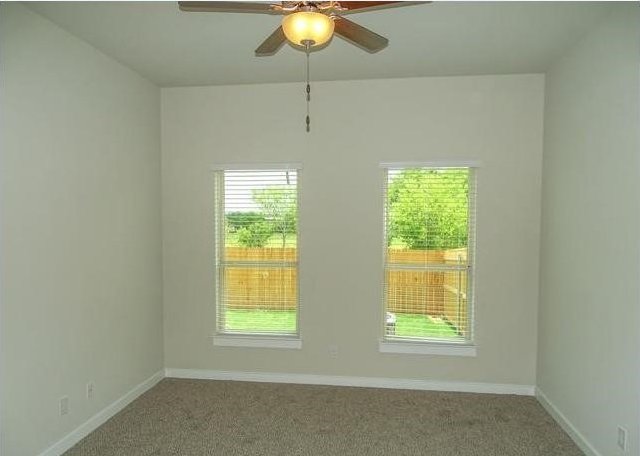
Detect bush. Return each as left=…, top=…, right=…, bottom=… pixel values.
left=236, top=221, right=273, bottom=247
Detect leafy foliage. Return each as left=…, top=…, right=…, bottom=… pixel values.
left=252, top=186, right=297, bottom=248
left=388, top=169, right=469, bottom=250
left=226, top=211, right=266, bottom=233
left=236, top=221, right=273, bottom=247
left=225, top=185, right=297, bottom=248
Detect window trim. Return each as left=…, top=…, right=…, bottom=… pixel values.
left=379, top=340, right=477, bottom=356
left=212, top=162, right=304, bottom=171
left=379, top=160, right=483, bottom=169
left=213, top=335, right=302, bottom=350
left=213, top=164, right=302, bottom=345
left=380, top=161, right=479, bottom=353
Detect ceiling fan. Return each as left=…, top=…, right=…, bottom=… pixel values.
left=178, top=1, right=426, bottom=56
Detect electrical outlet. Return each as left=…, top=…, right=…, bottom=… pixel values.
left=59, top=396, right=69, bottom=416
left=86, top=382, right=95, bottom=400
left=617, top=426, right=628, bottom=451
left=328, top=344, right=338, bottom=358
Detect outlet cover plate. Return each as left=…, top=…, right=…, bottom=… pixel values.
left=59, top=396, right=69, bottom=416
left=617, top=426, right=628, bottom=451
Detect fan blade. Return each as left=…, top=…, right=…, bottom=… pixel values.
left=178, top=2, right=280, bottom=14
left=338, top=1, right=427, bottom=14
left=333, top=17, right=388, bottom=53
left=255, top=26, right=287, bottom=56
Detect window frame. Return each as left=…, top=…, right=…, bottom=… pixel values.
left=212, top=164, right=302, bottom=349
left=379, top=161, right=479, bottom=356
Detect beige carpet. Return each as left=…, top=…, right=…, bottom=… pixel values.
left=64, top=378, right=582, bottom=455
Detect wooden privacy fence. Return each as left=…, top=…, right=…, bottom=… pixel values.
left=224, top=247, right=298, bottom=311
left=386, top=248, right=468, bottom=334
left=222, top=247, right=468, bottom=332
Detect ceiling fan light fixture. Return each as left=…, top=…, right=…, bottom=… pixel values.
left=281, top=11, right=335, bottom=47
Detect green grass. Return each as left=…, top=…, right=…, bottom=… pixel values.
left=224, top=310, right=458, bottom=338
left=225, top=232, right=297, bottom=248
left=224, top=309, right=297, bottom=332
left=394, top=313, right=459, bottom=338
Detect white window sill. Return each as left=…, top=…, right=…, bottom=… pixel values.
left=213, top=335, right=302, bottom=350
left=379, top=340, right=476, bottom=357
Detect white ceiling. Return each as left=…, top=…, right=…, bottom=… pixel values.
left=28, top=1, right=612, bottom=87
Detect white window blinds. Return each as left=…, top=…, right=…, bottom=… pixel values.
left=214, top=167, right=299, bottom=336
left=382, top=166, right=476, bottom=343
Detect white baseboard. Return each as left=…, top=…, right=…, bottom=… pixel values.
left=535, top=387, right=602, bottom=456
left=165, top=368, right=535, bottom=396
left=38, top=370, right=165, bottom=456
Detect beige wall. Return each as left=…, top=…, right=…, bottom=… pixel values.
left=538, top=5, right=640, bottom=456
left=161, top=74, right=544, bottom=385
left=0, top=5, right=163, bottom=455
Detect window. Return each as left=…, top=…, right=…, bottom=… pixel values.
left=381, top=163, right=477, bottom=354
left=213, top=166, right=300, bottom=348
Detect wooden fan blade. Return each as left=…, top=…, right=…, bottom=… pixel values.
left=338, top=1, right=428, bottom=15
left=333, top=17, right=388, bottom=53
left=255, top=26, right=287, bottom=56
left=178, top=2, right=280, bottom=14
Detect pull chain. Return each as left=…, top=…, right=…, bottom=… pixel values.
left=305, top=41, right=311, bottom=133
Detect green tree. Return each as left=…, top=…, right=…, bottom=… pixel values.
left=226, top=211, right=266, bottom=233
left=388, top=169, right=468, bottom=249
left=236, top=221, right=273, bottom=247
left=252, top=185, right=297, bottom=248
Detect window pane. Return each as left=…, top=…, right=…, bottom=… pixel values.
left=384, top=167, right=474, bottom=343
left=224, top=246, right=297, bottom=263
left=387, top=168, right=469, bottom=252
left=223, top=266, right=297, bottom=310
left=223, top=170, right=297, bottom=253
left=223, top=309, right=296, bottom=333
left=386, top=248, right=468, bottom=267
left=385, top=269, right=468, bottom=340
left=216, top=169, right=298, bottom=336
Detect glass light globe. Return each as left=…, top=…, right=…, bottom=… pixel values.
left=282, top=11, right=335, bottom=47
